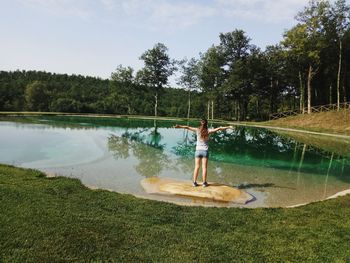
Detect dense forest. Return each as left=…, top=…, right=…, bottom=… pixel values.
left=1, top=0, right=349, bottom=120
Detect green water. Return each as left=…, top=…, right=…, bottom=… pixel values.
left=1, top=115, right=349, bottom=207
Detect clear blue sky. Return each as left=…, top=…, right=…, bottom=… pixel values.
left=1, top=0, right=342, bottom=82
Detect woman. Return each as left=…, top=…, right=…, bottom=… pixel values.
left=175, top=119, right=233, bottom=187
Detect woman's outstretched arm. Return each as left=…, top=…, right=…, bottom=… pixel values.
left=208, top=125, right=234, bottom=134
left=174, top=125, right=197, bottom=132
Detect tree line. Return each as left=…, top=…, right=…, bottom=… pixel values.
left=0, top=70, right=205, bottom=117
left=1, top=0, right=349, bottom=120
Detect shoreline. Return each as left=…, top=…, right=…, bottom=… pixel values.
left=236, top=123, right=350, bottom=139
left=45, top=173, right=350, bottom=209
left=278, top=189, right=350, bottom=208
left=1, top=111, right=350, bottom=138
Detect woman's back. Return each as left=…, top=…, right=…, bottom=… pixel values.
left=196, top=129, right=209, bottom=151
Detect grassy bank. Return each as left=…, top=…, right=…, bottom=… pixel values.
left=2, top=110, right=349, bottom=136
left=1, top=164, right=350, bottom=262
left=263, top=110, right=350, bottom=136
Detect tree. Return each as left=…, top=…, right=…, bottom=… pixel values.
left=25, top=81, right=50, bottom=111
left=50, top=98, right=81, bottom=113
left=282, top=24, right=309, bottom=113
left=111, top=65, right=134, bottom=84
left=138, top=43, right=175, bottom=117
left=330, top=0, right=350, bottom=109
left=296, top=0, right=330, bottom=113
left=177, top=58, right=200, bottom=119
left=198, top=46, right=225, bottom=120
left=218, top=30, right=251, bottom=120
left=110, top=65, right=136, bottom=114
left=264, top=45, right=289, bottom=115
left=2, top=0, right=349, bottom=120
left=219, top=29, right=250, bottom=71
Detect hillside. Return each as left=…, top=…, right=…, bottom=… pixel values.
left=264, top=110, right=350, bottom=136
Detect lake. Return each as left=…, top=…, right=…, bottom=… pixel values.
left=1, top=115, right=349, bottom=207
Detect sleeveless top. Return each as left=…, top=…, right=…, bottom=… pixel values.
left=196, top=129, right=210, bottom=151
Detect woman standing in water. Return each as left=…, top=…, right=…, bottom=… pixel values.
left=175, top=119, right=233, bottom=187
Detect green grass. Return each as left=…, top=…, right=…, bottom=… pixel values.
left=262, top=110, right=350, bottom=136
left=1, top=164, right=350, bottom=262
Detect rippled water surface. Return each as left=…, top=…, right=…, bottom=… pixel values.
left=1, top=116, right=349, bottom=207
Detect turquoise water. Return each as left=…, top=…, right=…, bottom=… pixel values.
left=1, top=116, right=349, bottom=207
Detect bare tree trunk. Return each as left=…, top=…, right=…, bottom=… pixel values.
left=337, top=40, right=342, bottom=111
left=329, top=85, right=332, bottom=105
left=211, top=100, right=214, bottom=120
left=237, top=102, right=241, bottom=121
left=207, top=101, right=210, bottom=120
left=307, top=64, right=313, bottom=114
left=231, top=101, right=234, bottom=120
left=299, top=71, right=304, bottom=114
left=270, top=77, right=274, bottom=114
left=127, top=105, right=131, bottom=115
left=243, top=101, right=248, bottom=120
left=187, top=90, right=191, bottom=119
left=343, top=60, right=347, bottom=103
left=233, top=100, right=237, bottom=120
left=234, top=100, right=237, bottom=120
left=154, top=92, right=158, bottom=117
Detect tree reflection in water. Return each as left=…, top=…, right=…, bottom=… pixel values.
left=172, top=126, right=350, bottom=179
left=107, top=122, right=170, bottom=178
left=108, top=135, right=130, bottom=159
left=106, top=121, right=350, bottom=182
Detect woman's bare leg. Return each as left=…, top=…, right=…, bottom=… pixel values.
left=193, top=157, right=201, bottom=182
left=201, top=157, right=208, bottom=183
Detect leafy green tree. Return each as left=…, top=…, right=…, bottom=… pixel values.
left=0, top=71, right=25, bottom=111
left=198, top=46, right=225, bottom=119
left=1, top=0, right=350, bottom=121
left=296, top=0, right=330, bottom=113
left=263, top=45, right=288, bottom=115
left=330, top=0, right=350, bottom=109
left=138, top=43, right=176, bottom=117
left=102, top=92, right=129, bottom=114
left=282, top=24, right=310, bottom=112
left=177, top=57, right=200, bottom=119
left=111, top=65, right=134, bottom=84
left=50, top=98, right=81, bottom=113
left=25, top=81, right=50, bottom=111
left=218, top=30, right=251, bottom=120
left=219, top=29, right=250, bottom=71
left=110, top=65, right=136, bottom=114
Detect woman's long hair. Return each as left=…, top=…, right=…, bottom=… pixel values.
left=199, top=118, right=208, bottom=141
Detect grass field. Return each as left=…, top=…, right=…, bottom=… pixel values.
left=1, top=164, right=350, bottom=262
left=264, top=110, right=350, bottom=136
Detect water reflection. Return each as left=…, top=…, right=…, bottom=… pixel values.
left=1, top=116, right=350, bottom=207
left=108, top=135, right=130, bottom=159
left=108, top=123, right=169, bottom=177
left=2, top=116, right=349, bottom=180
left=172, top=126, right=350, bottom=180
left=323, top=152, right=334, bottom=198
